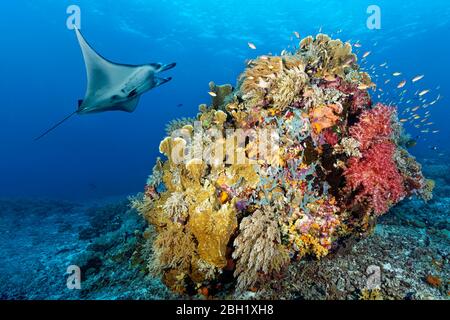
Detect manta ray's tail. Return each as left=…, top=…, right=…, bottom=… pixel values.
left=34, top=111, right=78, bottom=141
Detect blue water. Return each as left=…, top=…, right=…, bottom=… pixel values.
left=1, top=0, right=449, bottom=200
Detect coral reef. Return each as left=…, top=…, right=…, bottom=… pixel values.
left=232, top=207, right=290, bottom=291
left=133, top=34, right=431, bottom=294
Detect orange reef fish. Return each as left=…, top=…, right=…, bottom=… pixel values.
left=397, top=80, right=407, bottom=89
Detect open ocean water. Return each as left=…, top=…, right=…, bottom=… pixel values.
left=0, top=0, right=448, bottom=301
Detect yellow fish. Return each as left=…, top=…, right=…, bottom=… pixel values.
left=397, top=80, right=407, bottom=88
left=208, top=92, right=217, bottom=97
left=393, top=72, right=402, bottom=76
left=358, top=84, right=371, bottom=90
left=248, top=42, right=257, bottom=50
left=419, top=90, right=430, bottom=96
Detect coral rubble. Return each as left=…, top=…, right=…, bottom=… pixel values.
left=133, top=34, right=431, bottom=294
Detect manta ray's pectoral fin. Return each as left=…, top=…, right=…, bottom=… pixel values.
left=154, top=77, right=173, bottom=88
left=75, top=27, right=140, bottom=98
left=119, top=96, right=141, bottom=113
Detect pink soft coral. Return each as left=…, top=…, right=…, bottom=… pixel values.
left=322, top=129, right=339, bottom=146
left=344, top=104, right=406, bottom=215
left=344, top=142, right=406, bottom=215
left=349, top=104, right=394, bottom=150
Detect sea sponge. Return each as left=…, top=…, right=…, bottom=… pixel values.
left=309, top=104, right=341, bottom=133
left=209, top=81, right=233, bottom=110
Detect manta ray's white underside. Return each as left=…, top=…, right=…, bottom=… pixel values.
left=75, top=27, right=176, bottom=114
left=35, top=27, right=175, bottom=140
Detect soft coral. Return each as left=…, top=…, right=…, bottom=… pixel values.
left=344, top=142, right=406, bottom=215
left=349, top=104, right=394, bottom=151
left=344, top=104, right=406, bottom=215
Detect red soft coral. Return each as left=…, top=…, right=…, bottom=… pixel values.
left=344, top=104, right=406, bottom=215
left=344, top=142, right=406, bottom=215
left=322, top=129, right=339, bottom=146
left=349, top=104, right=394, bottom=150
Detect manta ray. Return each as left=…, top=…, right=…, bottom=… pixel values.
left=35, top=27, right=176, bottom=140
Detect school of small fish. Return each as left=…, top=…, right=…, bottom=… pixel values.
left=242, top=31, right=444, bottom=155
left=349, top=38, right=444, bottom=142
